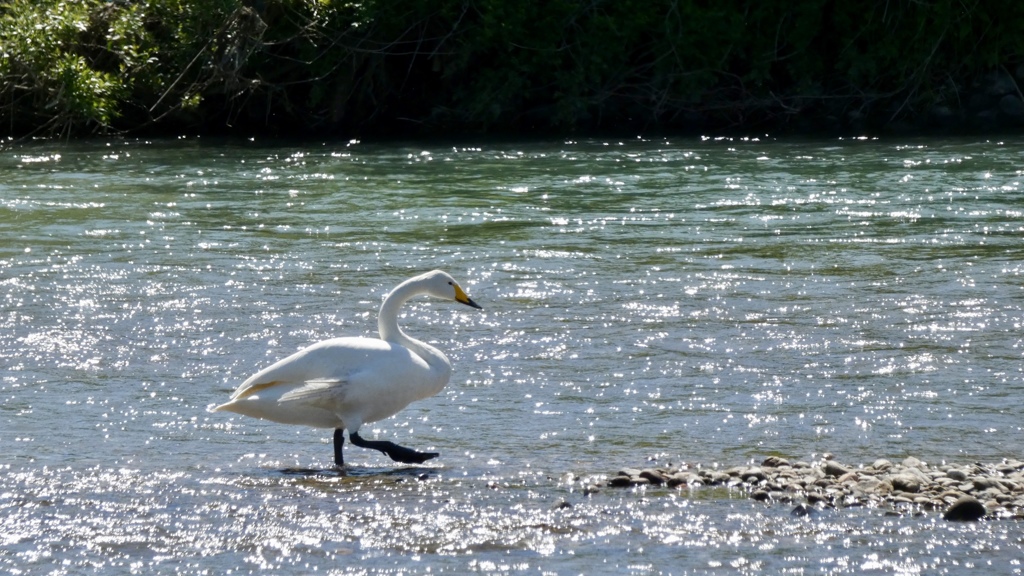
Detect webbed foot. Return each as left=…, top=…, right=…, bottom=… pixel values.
left=349, top=431, right=439, bottom=464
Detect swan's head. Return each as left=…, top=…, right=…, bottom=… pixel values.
left=418, top=270, right=483, bottom=310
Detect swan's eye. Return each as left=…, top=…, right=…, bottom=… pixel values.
left=448, top=281, right=453, bottom=286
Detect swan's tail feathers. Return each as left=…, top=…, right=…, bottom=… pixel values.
left=212, top=400, right=237, bottom=413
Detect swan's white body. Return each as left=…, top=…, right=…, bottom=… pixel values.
left=215, top=337, right=448, bottom=431
left=214, top=270, right=480, bottom=438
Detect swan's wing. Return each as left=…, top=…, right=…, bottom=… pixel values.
left=276, top=378, right=347, bottom=404
left=229, top=337, right=383, bottom=400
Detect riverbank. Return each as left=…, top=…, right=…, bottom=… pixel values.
left=606, top=456, right=1024, bottom=521
left=4, top=0, right=1024, bottom=140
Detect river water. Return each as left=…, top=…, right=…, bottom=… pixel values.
left=1, top=135, right=1022, bottom=574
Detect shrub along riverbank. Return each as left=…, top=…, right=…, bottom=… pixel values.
left=3, top=0, right=1024, bottom=140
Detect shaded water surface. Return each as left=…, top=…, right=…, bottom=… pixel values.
left=2, top=136, right=1023, bottom=574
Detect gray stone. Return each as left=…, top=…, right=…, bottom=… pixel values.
left=901, top=457, right=924, bottom=469
left=890, top=474, right=922, bottom=493
left=945, top=469, right=969, bottom=482
left=707, top=471, right=731, bottom=485
left=667, top=472, right=701, bottom=488
left=725, top=466, right=747, bottom=477
left=608, top=475, right=632, bottom=487
left=744, top=467, right=768, bottom=482
left=997, top=463, right=1019, bottom=474
left=856, top=476, right=890, bottom=494
left=1002, top=460, right=1024, bottom=472
left=791, top=503, right=815, bottom=517
left=824, top=461, right=851, bottom=478
left=806, top=493, right=827, bottom=505
left=977, top=488, right=1005, bottom=502
left=906, top=468, right=933, bottom=485
left=639, top=468, right=668, bottom=485
left=943, top=496, right=986, bottom=521
left=837, top=471, right=859, bottom=484
left=871, top=459, right=893, bottom=472
left=973, top=477, right=1005, bottom=492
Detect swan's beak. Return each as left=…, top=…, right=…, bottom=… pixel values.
left=454, top=285, right=483, bottom=310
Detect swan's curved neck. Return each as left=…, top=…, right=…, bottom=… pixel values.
left=378, top=277, right=450, bottom=372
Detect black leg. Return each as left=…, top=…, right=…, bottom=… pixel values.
left=349, top=431, right=438, bottom=464
left=333, top=428, right=345, bottom=467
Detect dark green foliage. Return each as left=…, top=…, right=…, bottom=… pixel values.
left=2, top=0, right=1024, bottom=138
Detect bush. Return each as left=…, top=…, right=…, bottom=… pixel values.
left=0, top=0, right=241, bottom=136
left=3, top=0, right=1024, bottom=138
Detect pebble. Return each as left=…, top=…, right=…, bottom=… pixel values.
left=606, top=456, right=1024, bottom=520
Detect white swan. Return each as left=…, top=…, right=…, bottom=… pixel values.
left=214, top=270, right=482, bottom=466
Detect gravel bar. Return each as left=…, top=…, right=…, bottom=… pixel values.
left=607, top=456, right=1024, bottom=521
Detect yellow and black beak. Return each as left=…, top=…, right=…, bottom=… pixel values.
left=454, top=284, right=483, bottom=310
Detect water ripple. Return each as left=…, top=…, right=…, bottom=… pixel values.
left=2, top=136, right=1024, bottom=573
